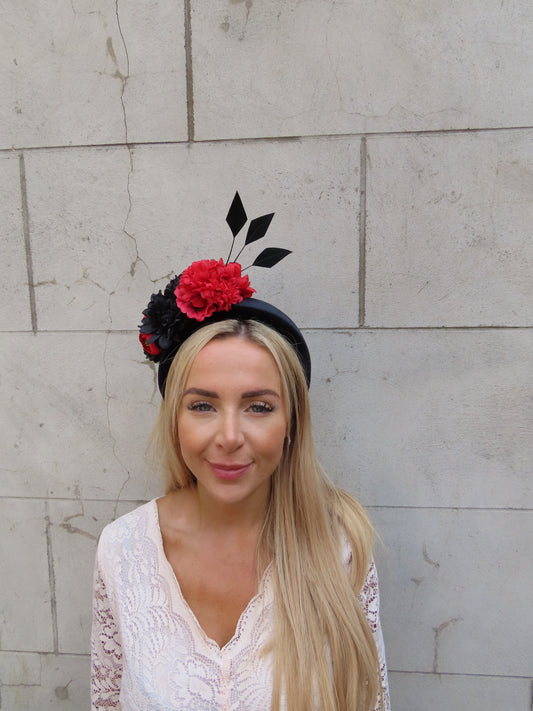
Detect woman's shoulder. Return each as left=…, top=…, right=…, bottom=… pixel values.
left=94, top=500, right=166, bottom=600
left=97, top=498, right=159, bottom=551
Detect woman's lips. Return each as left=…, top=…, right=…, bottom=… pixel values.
left=208, top=462, right=252, bottom=481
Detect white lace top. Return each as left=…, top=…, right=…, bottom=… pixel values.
left=91, top=499, right=391, bottom=710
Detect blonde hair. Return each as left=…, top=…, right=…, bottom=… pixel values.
left=152, top=319, right=383, bottom=711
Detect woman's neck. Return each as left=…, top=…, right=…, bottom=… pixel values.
left=165, top=485, right=269, bottom=540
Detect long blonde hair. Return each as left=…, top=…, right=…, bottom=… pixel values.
left=152, top=319, right=383, bottom=711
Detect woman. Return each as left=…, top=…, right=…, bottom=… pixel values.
left=91, top=194, right=390, bottom=711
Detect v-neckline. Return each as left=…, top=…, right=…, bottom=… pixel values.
left=151, top=498, right=272, bottom=652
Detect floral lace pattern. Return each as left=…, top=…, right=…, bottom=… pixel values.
left=91, top=500, right=390, bottom=710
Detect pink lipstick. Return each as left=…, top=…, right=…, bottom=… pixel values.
left=208, top=462, right=251, bottom=481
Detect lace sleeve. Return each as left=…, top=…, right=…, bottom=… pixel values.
left=91, top=548, right=123, bottom=709
left=358, top=559, right=391, bottom=711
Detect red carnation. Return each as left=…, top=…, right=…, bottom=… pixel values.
left=174, top=259, right=255, bottom=321
left=139, top=332, right=162, bottom=356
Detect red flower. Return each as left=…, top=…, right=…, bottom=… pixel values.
left=174, top=259, right=255, bottom=321
left=139, top=332, right=162, bottom=356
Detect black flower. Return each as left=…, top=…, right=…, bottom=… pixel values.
left=139, top=276, right=185, bottom=362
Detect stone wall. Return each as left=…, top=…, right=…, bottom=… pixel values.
left=1, top=1, right=532, bottom=709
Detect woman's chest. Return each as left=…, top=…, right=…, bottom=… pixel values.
left=114, top=548, right=276, bottom=711
left=165, top=544, right=260, bottom=648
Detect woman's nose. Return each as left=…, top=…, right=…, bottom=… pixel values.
left=215, top=411, right=244, bottom=450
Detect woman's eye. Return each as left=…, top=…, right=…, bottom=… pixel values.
left=248, top=402, right=274, bottom=414
left=188, top=401, right=214, bottom=412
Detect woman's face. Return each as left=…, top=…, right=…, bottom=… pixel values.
left=177, top=336, right=288, bottom=510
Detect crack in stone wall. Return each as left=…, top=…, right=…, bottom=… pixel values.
left=18, top=152, right=37, bottom=334
left=423, top=545, right=441, bottom=569
left=102, top=332, right=131, bottom=521
left=44, top=503, right=59, bottom=655
left=359, top=137, right=367, bottom=327
left=184, top=0, right=195, bottom=141
left=114, top=0, right=130, bottom=145
left=432, top=617, right=462, bottom=673
left=120, top=146, right=150, bottom=282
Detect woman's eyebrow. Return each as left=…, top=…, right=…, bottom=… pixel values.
left=183, top=387, right=280, bottom=399
left=242, top=389, right=280, bottom=399
left=183, top=387, right=218, bottom=398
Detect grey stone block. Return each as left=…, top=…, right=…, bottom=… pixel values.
left=0, top=0, right=187, bottom=149
left=365, top=131, right=533, bottom=327
left=309, top=329, right=533, bottom=508
left=192, top=1, right=533, bottom=139
left=372, top=508, right=532, bottom=678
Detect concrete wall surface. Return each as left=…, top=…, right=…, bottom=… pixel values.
left=1, top=1, right=532, bottom=709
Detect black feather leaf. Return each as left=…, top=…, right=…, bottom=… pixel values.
left=226, top=192, right=247, bottom=237
left=252, top=247, right=292, bottom=268
left=244, top=213, right=275, bottom=245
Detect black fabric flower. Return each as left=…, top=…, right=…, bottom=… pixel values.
left=139, top=275, right=185, bottom=362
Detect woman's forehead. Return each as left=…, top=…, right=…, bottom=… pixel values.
left=185, top=337, right=282, bottom=391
